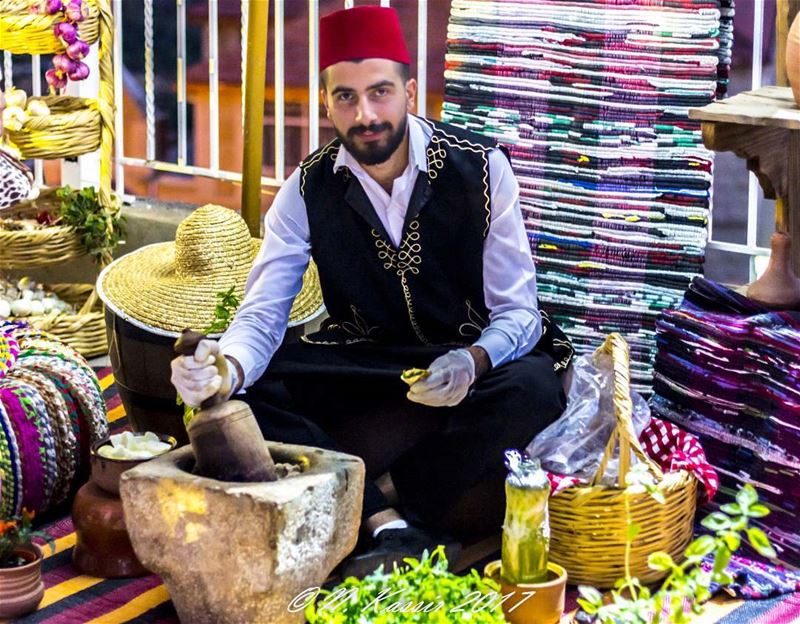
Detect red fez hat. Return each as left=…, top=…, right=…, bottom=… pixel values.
left=319, top=6, right=410, bottom=72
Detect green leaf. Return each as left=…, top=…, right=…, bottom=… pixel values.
left=578, top=585, right=604, bottom=606
left=736, top=484, right=758, bottom=510
left=712, top=545, right=732, bottom=575
left=721, top=531, right=741, bottom=552
left=685, top=535, right=716, bottom=559
left=628, top=523, right=642, bottom=540
left=712, top=570, right=734, bottom=585
left=577, top=599, right=598, bottom=615
left=747, top=504, right=770, bottom=518
left=701, top=512, right=731, bottom=532
left=647, top=552, right=674, bottom=571
left=747, top=527, right=777, bottom=558
left=720, top=503, right=742, bottom=516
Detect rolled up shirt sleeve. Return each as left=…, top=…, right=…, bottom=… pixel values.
left=219, top=168, right=311, bottom=388
left=473, top=148, right=542, bottom=368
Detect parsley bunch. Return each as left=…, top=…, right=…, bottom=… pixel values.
left=306, top=547, right=507, bottom=623
left=56, top=185, right=125, bottom=266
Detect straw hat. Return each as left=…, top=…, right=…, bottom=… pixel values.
left=97, top=204, right=324, bottom=337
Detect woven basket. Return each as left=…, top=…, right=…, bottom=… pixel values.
left=548, top=333, right=698, bottom=588
left=0, top=189, right=87, bottom=268
left=10, top=283, right=107, bottom=358
left=6, top=96, right=101, bottom=160
left=0, top=0, right=100, bottom=54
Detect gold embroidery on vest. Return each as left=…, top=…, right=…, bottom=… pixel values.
left=370, top=221, right=428, bottom=344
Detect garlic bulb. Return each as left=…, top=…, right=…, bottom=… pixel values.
left=11, top=299, right=32, bottom=317
left=5, top=88, right=27, bottom=109
left=2, top=106, right=28, bottom=132
left=26, top=99, right=51, bottom=117
left=29, top=300, right=45, bottom=315
left=0, top=300, right=10, bottom=318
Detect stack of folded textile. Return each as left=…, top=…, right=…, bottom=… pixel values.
left=651, top=277, right=800, bottom=567
left=442, top=0, right=734, bottom=392
left=0, top=321, right=108, bottom=519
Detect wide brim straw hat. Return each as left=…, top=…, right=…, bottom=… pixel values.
left=97, top=204, right=325, bottom=337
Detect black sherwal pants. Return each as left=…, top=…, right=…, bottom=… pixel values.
left=240, top=341, right=566, bottom=537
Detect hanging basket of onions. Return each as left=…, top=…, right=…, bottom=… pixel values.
left=0, top=0, right=99, bottom=56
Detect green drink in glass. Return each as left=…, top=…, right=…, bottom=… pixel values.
left=501, top=450, right=550, bottom=584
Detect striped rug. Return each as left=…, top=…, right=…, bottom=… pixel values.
left=5, top=368, right=798, bottom=623
left=5, top=368, right=178, bottom=624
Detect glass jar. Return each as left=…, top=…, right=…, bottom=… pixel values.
left=501, top=451, right=550, bottom=584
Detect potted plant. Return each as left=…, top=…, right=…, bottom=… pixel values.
left=0, top=508, right=55, bottom=619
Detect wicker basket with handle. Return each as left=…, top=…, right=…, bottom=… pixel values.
left=0, top=0, right=100, bottom=55
left=548, top=333, right=698, bottom=588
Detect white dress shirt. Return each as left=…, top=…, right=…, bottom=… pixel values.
left=220, top=114, right=542, bottom=389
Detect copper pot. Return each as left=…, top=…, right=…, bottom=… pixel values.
left=72, top=433, right=177, bottom=578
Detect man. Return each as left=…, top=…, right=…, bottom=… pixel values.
left=171, top=6, right=572, bottom=577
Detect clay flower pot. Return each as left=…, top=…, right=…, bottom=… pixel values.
left=484, top=560, right=568, bottom=624
left=788, top=13, right=800, bottom=105
left=0, top=543, right=45, bottom=619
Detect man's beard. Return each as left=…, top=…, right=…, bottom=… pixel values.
left=335, top=114, right=407, bottom=166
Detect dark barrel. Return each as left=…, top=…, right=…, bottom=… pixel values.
left=105, top=309, right=189, bottom=445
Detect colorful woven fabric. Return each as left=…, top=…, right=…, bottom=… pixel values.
left=0, top=321, right=108, bottom=519
left=652, top=277, right=800, bottom=567
left=442, top=0, right=734, bottom=393
left=0, top=330, right=19, bottom=381
left=14, top=369, right=796, bottom=624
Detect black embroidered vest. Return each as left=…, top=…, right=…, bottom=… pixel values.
left=299, top=117, right=494, bottom=347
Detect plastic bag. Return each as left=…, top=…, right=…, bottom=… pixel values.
left=525, top=351, right=651, bottom=485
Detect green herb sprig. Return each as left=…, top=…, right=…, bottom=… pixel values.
left=177, top=285, right=242, bottom=426
left=56, top=185, right=125, bottom=266
left=306, top=546, right=507, bottom=623
left=204, top=286, right=241, bottom=336
left=577, top=482, right=776, bottom=624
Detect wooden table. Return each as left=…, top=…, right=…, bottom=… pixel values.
left=689, top=86, right=800, bottom=273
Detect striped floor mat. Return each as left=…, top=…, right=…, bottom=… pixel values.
left=5, top=369, right=798, bottom=623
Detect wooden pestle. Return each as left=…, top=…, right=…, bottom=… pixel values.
left=174, top=330, right=278, bottom=482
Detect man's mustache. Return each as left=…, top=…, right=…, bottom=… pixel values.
left=348, top=122, right=392, bottom=138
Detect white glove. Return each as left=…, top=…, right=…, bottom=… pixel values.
left=170, top=339, right=236, bottom=408
left=407, top=348, right=476, bottom=407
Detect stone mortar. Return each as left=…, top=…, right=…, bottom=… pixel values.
left=119, top=442, right=364, bottom=624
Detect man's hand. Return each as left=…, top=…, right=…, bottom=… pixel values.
left=170, top=339, right=235, bottom=408
left=407, top=348, right=479, bottom=407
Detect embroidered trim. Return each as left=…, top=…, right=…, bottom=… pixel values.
left=370, top=221, right=428, bottom=344
left=458, top=299, right=489, bottom=339
left=301, top=335, right=370, bottom=346
left=299, top=140, right=339, bottom=197
left=341, top=305, right=380, bottom=340
left=552, top=337, right=575, bottom=372
left=420, top=119, right=492, bottom=239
